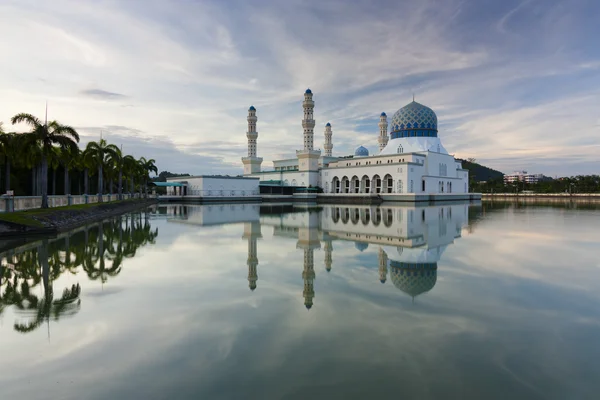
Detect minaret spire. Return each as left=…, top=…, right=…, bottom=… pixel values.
left=296, top=89, right=321, bottom=187
left=324, top=122, right=333, bottom=157
left=242, top=222, right=262, bottom=291
left=302, top=89, right=315, bottom=151
left=241, top=106, right=263, bottom=175
left=378, top=112, right=389, bottom=153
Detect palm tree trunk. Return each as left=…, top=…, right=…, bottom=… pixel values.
left=109, top=178, right=113, bottom=195
left=84, top=168, right=89, bottom=195
left=32, top=167, right=36, bottom=196
left=41, top=156, right=49, bottom=208
left=98, top=165, right=103, bottom=203
left=64, top=167, right=70, bottom=195
left=118, top=166, right=123, bottom=200
left=5, top=156, right=10, bottom=192
left=52, top=168, right=57, bottom=196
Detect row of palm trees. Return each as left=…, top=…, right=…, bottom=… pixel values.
left=0, top=211, right=158, bottom=333
left=0, top=113, right=158, bottom=208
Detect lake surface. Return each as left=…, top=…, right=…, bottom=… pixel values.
left=1, top=201, right=600, bottom=400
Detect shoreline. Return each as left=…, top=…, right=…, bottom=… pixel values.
left=0, top=199, right=158, bottom=238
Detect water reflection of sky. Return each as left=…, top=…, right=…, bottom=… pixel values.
left=1, top=202, right=600, bottom=399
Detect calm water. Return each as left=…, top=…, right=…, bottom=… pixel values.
left=1, top=201, right=600, bottom=400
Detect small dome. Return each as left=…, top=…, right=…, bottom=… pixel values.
left=305, top=88, right=312, bottom=94
left=248, top=105, right=256, bottom=111
left=354, top=145, right=369, bottom=157
left=380, top=112, right=386, bottom=117
left=326, top=122, right=331, bottom=127
left=355, top=242, right=369, bottom=252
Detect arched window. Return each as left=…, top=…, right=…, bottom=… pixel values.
left=397, top=145, right=403, bottom=154
left=422, top=180, right=426, bottom=192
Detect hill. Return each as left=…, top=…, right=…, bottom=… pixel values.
left=456, top=158, right=504, bottom=182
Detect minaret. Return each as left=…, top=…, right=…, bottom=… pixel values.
left=241, top=106, right=263, bottom=175
left=297, top=214, right=321, bottom=309
left=296, top=89, right=321, bottom=186
left=242, top=221, right=262, bottom=291
left=378, top=112, right=389, bottom=153
left=303, top=90, right=315, bottom=150
left=324, top=240, right=333, bottom=272
left=324, top=122, right=333, bottom=157
left=378, top=247, right=388, bottom=283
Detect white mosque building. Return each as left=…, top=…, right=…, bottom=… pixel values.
left=242, top=89, right=471, bottom=197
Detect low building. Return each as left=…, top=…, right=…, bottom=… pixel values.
left=163, top=175, right=259, bottom=199
left=504, top=171, right=547, bottom=184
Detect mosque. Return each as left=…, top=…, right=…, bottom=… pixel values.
left=242, top=89, right=471, bottom=197
left=164, top=202, right=470, bottom=308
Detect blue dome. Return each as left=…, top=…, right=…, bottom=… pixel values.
left=305, top=88, right=312, bottom=94
left=326, top=122, right=331, bottom=127
left=354, top=145, right=369, bottom=157
left=389, top=101, right=438, bottom=139
left=355, top=242, right=369, bottom=252
left=248, top=105, right=256, bottom=111
left=380, top=112, right=386, bottom=117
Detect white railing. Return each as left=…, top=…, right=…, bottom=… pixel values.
left=0, top=193, right=146, bottom=212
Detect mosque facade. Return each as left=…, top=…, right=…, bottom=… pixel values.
left=242, top=89, right=470, bottom=196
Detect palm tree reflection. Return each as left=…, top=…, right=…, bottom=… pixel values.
left=0, top=210, right=158, bottom=334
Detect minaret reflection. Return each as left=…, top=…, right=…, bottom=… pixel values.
left=297, top=216, right=321, bottom=309
left=324, top=240, right=333, bottom=272
left=378, top=247, right=388, bottom=284
left=242, top=221, right=262, bottom=291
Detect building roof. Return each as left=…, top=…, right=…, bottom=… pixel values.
left=390, top=101, right=438, bottom=133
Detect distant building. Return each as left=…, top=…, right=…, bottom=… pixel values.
left=504, top=171, right=548, bottom=184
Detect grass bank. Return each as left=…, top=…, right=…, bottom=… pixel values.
left=0, top=199, right=157, bottom=235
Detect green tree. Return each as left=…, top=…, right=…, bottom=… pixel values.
left=10, top=115, right=79, bottom=208
left=84, top=139, right=119, bottom=202
left=138, top=157, right=158, bottom=197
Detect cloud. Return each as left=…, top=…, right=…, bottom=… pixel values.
left=0, top=0, right=598, bottom=176
left=79, top=89, right=127, bottom=100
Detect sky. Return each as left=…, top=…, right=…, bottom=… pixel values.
left=0, top=0, right=599, bottom=177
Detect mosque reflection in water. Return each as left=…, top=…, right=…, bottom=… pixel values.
left=165, top=202, right=471, bottom=309
left=0, top=211, right=158, bottom=334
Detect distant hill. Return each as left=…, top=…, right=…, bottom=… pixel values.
left=456, top=159, right=504, bottom=182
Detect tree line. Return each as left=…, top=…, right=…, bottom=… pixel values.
left=0, top=113, right=158, bottom=208
left=472, top=175, right=600, bottom=193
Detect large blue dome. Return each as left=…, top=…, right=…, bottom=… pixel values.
left=354, top=145, right=369, bottom=157
left=389, top=101, right=438, bottom=139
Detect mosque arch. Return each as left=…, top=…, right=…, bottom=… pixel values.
left=341, top=176, right=350, bottom=193
left=351, top=175, right=360, bottom=193
left=361, top=175, right=371, bottom=194
left=341, top=208, right=350, bottom=224
left=291, top=179, right=297, bottom=186
left=373, top=207, right=382, bottom=226
left=384, top=208, right=393, bottom=227
left=332, top=207, right=340, bottom=223
left=332, top=177, right=340, bottom=193
left=351, top=208, right=360, bottom=225
left=383, top=174, right=393, bottom=193
left=361, top=208, right=371, bottom=225
left=284, top=179, right=289, bottom=186
left=372, top=174, right=382, bottom=194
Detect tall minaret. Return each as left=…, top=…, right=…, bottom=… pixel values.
left=241, top=106, right=263, bottom=175
left=324, top=122, right=333, bottom=157
left=378, top=247, right=388, bottom=283
left=303, top=89, right=315, bottom=150
left=378, top=112, right=389, bottom=153
left=302, top=248, right=316, bottom=309
left=297, top=89, right=321, bottom=186
left=242, top=221, right=262, bottom=291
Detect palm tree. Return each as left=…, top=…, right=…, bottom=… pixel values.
left=84, top=139, right=119, bottom=202
left=62, top=145, right=79, bottom=195
left=123, top=155, right=137, bottom=197
left=108, top=147, right=124, bottom=200
left=0, top=126, right=17, bottom=193
left=138, top=157, right=158, bottom=197
left=10, top=114, right=79, bottom=208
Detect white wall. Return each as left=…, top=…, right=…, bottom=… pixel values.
left=166, top=176, right=259, bottom=197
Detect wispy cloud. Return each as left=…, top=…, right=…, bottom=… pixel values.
left=0, top=0, right=598, bottom=175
